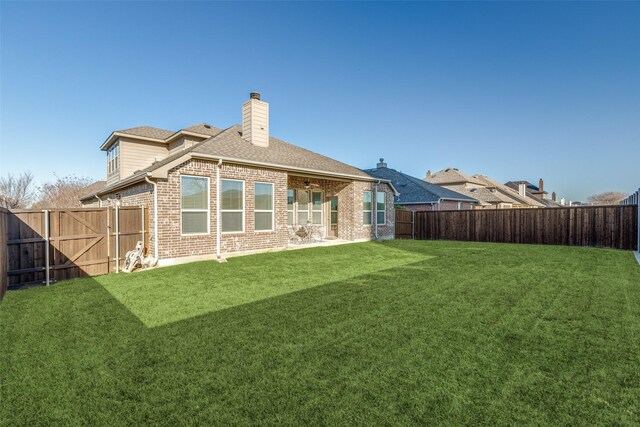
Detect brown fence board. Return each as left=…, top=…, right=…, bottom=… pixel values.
left=3, top=206, right=148, bottom=290
left=396, top=206, right=638, bottom=250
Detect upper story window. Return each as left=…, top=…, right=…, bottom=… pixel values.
left=107, top=143, right=119, bottom=173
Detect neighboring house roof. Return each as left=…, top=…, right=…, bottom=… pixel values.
left=364, top=166, right=477, bottom=204
left=82, top=125, right=388, bottom=200
left=504, top=181, right=560, bottom=207
left=446, top=185, right=512, bottom=205
left=472, top=175, right=545, bottom=207
left=425, top=168, right=484, bottom=185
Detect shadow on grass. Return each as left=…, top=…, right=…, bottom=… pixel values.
left=96, top=242, right=434, bottom=327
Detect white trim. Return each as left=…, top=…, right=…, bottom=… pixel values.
left=254, top=181, right=275, bottom=232
left=180, top=175, right=211, bottom=236
left=288, top=188, right=323, bottom=226
left=221, top=178, right=245, bottom=234
left=376, top=191, right=387, bottom=226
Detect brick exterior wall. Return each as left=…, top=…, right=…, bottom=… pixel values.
left=83, top=159, right=396, bottom=261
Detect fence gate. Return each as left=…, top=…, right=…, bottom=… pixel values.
left=5, top=206, right=147, bottom=290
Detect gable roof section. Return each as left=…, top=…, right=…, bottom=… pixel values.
left=425, top=168, right=484, bottom=185
left=364, top=167, right=476, bottom=204
left=118, top=126, right=175, bottom=140
left=472, top=175, right=544, bottom=206
left=82, top=125, right=384, bottom=200
left=446, top=185, right=515, bottom=204
left=504, top=181, right=560, bottom=207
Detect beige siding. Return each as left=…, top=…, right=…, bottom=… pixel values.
left=119, top=137, right=168, bottom=179
left=168, top=136, right=206, bottom=155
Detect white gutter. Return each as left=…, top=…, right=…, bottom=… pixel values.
left=374, top=180, right=380, bottom=239
left=216, top=159, right=222, bottom=259
left=144, top=177, right=159, bottom=262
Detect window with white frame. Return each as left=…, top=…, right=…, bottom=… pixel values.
left=254, top=182, right=274, bottom=232
left=376, top=191, right=386, bottom=225
left=181, top=176, right=209, bottom=235
left=221, top=179, right=244, bottom=233
left=363, top=191, right=372, bottom=225
left=107, top=143, right=119, bottom=173
left=287, top=189, right=323, bottom=225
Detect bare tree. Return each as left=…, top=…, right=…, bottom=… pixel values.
left=587, top=191, right=628, bottom=205
left=0, top=171, right=36, bottom=209
left=33, top=174, right=105, bottom=209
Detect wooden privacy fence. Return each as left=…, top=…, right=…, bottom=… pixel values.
left=4, top=206, right=148, bottom=291
left=0, top=208, right=8, bottom=300
left=621, top=188, right=640, bottom=252
left=395, top=209, right=414, bottom=239
left=395, top=205, right=638, bottom=250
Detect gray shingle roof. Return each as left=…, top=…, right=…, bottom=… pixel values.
left=182, top=123, right=223, bottom=137
left=185, top=125, right=372, bottom=178
left=118, top=126, right=175, bottom=140
left=364, top=167, right=476, bottom=204
left=425, top=168, right=484, bottom=185
left=472, top=175, right=544, bottom=207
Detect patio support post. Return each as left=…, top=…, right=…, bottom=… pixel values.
left=115, top=205, right=119, bottom=273
left=216, top=159, right=222, bottom=259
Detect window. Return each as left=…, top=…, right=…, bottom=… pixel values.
left=376, top=191, right=386, bottom=225
left=107, top=143, right=119, bottom=173
left=221, top=179, right=244, bottom=233
left=287, top=189, right=295, bottom=225
left=311, top=191, right=322, bottom=224
left=288, top=189, right=323, bottom=225
left=181, top=176, right=209, bottom=235
left=363, top=191, right=372, bottom=225
left=297, top=190, right=310, bottom=225
left=254, top=182, right=274, bottom=232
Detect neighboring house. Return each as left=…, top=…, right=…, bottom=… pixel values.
left=364, top=159, right=477, bottom=211
left=424, top=168, right=545, bottom=209
left=504, top=179, right=561, bottom=208
left=81, top=93, right=396, bottom=264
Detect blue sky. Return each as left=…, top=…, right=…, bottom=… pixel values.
left=1, top=1, right=639, bottom=202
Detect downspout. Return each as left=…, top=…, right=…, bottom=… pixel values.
left=94, top=194, right=102, bottom=207
left=144, top=177, right=159, bottom=262
left=374, top=180, right=381, bottom=240
left=216, top=159, right=222, bottom=259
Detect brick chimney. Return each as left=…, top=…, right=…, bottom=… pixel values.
left=242, top=92, right=269, bottom=147
left=377, top=158, right=387, bottom=168
left=552, top=192, right=557, bottom=202
left=538, top=178, right=544, bottom=192
left=425, top=170, right=432, bottom=179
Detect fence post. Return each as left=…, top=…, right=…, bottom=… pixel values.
left=412, top=210, right=415, bottom=240
left=115, top=206, right=120, bottom=273
left=44, top=210, right=50, bottom=286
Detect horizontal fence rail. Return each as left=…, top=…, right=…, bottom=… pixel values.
left=395, top=205, right=638, bottom=250
left=3, top=206, right=148, bottom=290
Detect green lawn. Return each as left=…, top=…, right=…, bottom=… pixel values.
left=1, top=241, right=639, bottom=426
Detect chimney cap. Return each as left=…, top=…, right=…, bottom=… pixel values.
left=250, top=92, right=261, bottom=100
left=376, top=158, right=387, bottom=168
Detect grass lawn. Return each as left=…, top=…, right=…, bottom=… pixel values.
left=1, top=241, right=639, bottom=425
